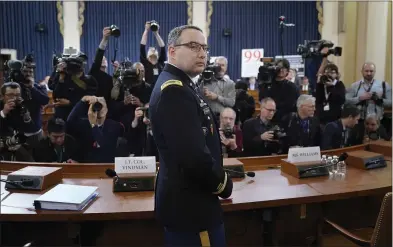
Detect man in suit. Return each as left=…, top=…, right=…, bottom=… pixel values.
left=321, top=104, right=360, bottom=150
left=149, top=25, right=233, bottom=246
left=66, top=96, right=124, bottom=162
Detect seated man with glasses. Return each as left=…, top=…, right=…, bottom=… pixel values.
left=280, top=95, right=321, bottom=153
left=243, top=97, right=283, bottom=156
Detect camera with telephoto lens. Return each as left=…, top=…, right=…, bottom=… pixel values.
left=319, top=74, right=334, bottom=85
left=223, top=127, right=235, bottom=139
left=119, top=67, right=140, bottom=90
left=92, top=102, right=103, bottom=113
left=297, top=40, right=342, bottom=59
left=200, top=62, right=221, bottom=84
left=257, top=58, right=281, bottom=84
left=110, top=24, right=120, bottom=37
left=149, top=20, right=159, bottom=32
left=269, top=125, right=287, bottom=140
left=4, top=132, right=27, bottom=148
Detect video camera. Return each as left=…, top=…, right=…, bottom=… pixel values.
left=199, top=62, right=221, bottom=84
left=116, top=60, right=142, bottom=90
left=53, top=51, right=87, bottom=75
left=297, top=40, right=342, bottom=59
left=257, top=57, right=282, bottom=84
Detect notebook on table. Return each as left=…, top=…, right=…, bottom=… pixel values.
left=33, top=184, right=99, bottom=211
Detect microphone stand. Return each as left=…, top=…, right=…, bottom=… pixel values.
left=279, top=21, right=285, bottom=58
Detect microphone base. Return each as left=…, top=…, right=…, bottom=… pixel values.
left=112, top=173, right=156, bottom=192
left=223, top=163, right=245, bottom=178
left=346, top=150, right=386, bottom=170
left=5, top=166, right=63, bottom=191
left=281, top=160, right=329, bottom=179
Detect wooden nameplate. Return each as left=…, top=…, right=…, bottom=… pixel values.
left=368, top=140, right=392, bottom=157
left=280, top=160, right=328, bottom=179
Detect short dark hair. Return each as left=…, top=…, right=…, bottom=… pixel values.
left=47, top=117, right=66, bottom=133
left=341, top=104, right=360, bottom=118
left=324, top=63, right=339, bottom=73
left=275, top=58, right=290, bottom=70
left=1, top=82, right=21, bottom=96
left=167, top=25, right=203, bottom=46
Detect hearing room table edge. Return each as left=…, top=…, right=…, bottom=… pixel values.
left=0, top=141, right=391, bottom=222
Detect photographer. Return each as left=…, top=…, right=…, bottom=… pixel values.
left=110, top=62, right=152, bottom=128
left=33, top=117, right=79, bottom=163
left=67, top=96, right=124, bottom=163
left=345, top=62, right=392, bottom=122
left=315, top=52, right=346, bottom=125
left=242, top=98, right=283, bottom=156
left=234, top=80, right=255, bottom=125
left=49, top=52, right=98, bottom=121
left=88, top=27, right=115, bottom=101
left=219, top=108, right=243, bottom=158
left=202, top=56, right=236, bottom=118
left=19, top=61, right=49, bottom=148
left=258, top=58, right=299, bottom=123
left=0, top=82, right=34, bottom=161
left=280, top=95, right=321, bottom=153
left=127, top=104, right=158, bottom=160
left=140, top=21, right=167, bottom=86
left=350, top=113, right=391, bottom=145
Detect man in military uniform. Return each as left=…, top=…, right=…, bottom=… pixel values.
left=149, top=25, right=233, bottom=246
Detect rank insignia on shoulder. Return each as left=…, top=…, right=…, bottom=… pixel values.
left=161, top=80, right=183, bottom=91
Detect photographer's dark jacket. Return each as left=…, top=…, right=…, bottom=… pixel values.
left=33, top=134, right=80, bottom=162
left=140, top=44, right=166, bottom=86
left=259, top=79, right=299, bottom=122
left=89, top=48, right=113, bottom=101
left=149, top=63, right=233, bottom=231
left=280, top=113, right=321, bottom=153
left=107, top=82, right=152, bottom=130
left=66, top=101, right=124, bottom=163
left=0, top=102, right=35, bottom=137
left=242, top=117, right=281, bottom=156
left=49, top=72, right=97, bottom=120
left=234, top=89, right=255, bottom=124
left=315, top=80, right=346, bottom=124
left=22, top=83, right=49, bottom=133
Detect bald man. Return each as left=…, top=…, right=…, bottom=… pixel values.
left=346, top=62, right=391, bottom=121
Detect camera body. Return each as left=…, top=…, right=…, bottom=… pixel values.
left=371, top=92, right=379, bottom=101
left=200, top=62, right=221, bottom=84
left=92, top=102, right=103, bottom=113
left=3, top=132, right=27, bottom=148
left=110, top=24, right=121, bottom=37
left=269, top=125, right=287, bottom=140
left=223, top=127, right=235, bottom=139
left=319, top=74, right=334, bottom=85
left=139, top=106, right=149, bottom=118
left=149, top=20, right=159, bottom=32
left=297, top=40, right=342, bottom=59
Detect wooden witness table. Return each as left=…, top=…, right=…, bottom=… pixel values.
left=0, top=141, right=392, bottom=246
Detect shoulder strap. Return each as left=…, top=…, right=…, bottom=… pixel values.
left=382, top=81, right=386, bottom=99
left=354, top=81, right=362, bottom=97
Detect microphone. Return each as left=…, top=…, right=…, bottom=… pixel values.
left=224, top=168, right=255, bottom=178
left=299, top=153, right=348, bottom=175
left=284, top=23, right=295, bottom=27
left=0, top=179, right=34, bottom=188
left=105, top=168, right=119, bottom=182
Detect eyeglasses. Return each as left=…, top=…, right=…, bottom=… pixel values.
left=174, top=42, right=209, bottom=52
left=263, top=107, right=276, bottom=113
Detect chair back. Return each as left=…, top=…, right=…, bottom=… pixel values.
left=370, top=192, right=392, bottom=247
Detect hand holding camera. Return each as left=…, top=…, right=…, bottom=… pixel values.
left=359, top=92, right=372, bottom=101
left=103, top=26, right=111, bottom=40
left=219, top=128, right=237, bottom=150
left=130, top=95, right=142, bottom=107
left=2, top=99, right=16, bottom=116
left=261, top=131, right=275, bottom=141
left=134, top=107, right=144, bottom=120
